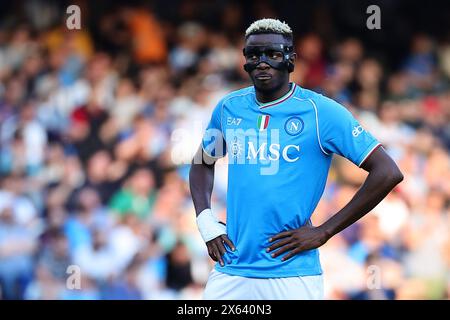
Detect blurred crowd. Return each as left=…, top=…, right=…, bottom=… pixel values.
left=0, top=1, right=449, bottom=300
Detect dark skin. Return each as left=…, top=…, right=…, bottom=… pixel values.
left=245, top=33, right=296, bottom=103
left=189, top=146, right=235, bottom=267
left=189, top=33, right=404, bottom=266
left=266, top=146, right=403, bottom=261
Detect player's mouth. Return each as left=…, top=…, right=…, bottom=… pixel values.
left=254, top=73, right=272, bottom=81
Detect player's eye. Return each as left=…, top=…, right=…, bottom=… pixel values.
left=246, top=54, right=259, bottom=62
left=268, top=51, right=283, bottom=61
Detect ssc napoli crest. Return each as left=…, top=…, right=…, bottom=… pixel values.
left=284, top=116, right=304, bottom=136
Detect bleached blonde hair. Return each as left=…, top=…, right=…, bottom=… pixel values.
left=245, top=18, right=293, bottom=39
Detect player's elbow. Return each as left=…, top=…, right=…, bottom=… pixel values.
left=383, top=164, right=404, bottom=188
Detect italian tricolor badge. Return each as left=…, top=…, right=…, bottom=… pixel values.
left=257, top=115, right=270, bottom=131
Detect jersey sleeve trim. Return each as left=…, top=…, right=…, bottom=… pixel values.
left=357, top=142, right=382, bottom=167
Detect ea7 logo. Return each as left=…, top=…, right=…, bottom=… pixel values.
left=352, top=125, right=364, bottom=137
left=227, top=117, right=242, bottom=126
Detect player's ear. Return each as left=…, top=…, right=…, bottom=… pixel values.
left=287, top=52, right=296, bottom=73
left=289, top=52, right=297, bottom=65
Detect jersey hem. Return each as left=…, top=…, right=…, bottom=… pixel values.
left=214, top=265, right=323, bottom=279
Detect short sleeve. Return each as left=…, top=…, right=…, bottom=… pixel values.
left=202, top=100, right=227, bottom=158
left=316, top=95, right=381, bottom=167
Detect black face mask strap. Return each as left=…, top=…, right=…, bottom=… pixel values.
left=243, top=44, right=294, bottom=73
left=243, top=55, right=286, bottom=72
left=285, top=53, right=294, bottom=73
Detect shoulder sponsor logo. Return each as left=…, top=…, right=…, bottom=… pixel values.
left=352, top=125, right=364, bottom=137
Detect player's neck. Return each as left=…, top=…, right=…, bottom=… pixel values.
left=255, top=82, right=292, bottom=104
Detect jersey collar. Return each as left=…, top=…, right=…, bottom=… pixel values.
left=255, top=83, right=297, bottom=109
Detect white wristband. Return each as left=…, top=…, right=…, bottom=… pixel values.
left=196, top=208, right=226, bottom=242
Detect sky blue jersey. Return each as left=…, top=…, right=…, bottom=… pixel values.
left=201, top=83, right=381, bottom=278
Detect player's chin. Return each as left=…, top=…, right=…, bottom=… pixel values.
left=253, top=78, right=277, bottom=91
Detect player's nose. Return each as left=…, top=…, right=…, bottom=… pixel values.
left=256, top=61, right=270, bottom=70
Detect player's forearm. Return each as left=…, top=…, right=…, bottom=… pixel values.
left=320, top=162, right=403, bottom=240
left=189, top=157, right=215, bottom=216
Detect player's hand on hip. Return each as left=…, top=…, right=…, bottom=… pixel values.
left=267, top=225, right=329, bottom=261
left=206, top=234, right=235, bottom=267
